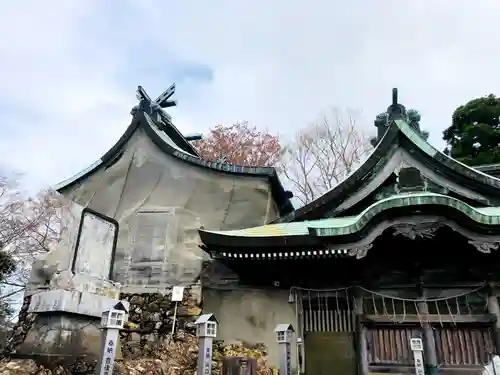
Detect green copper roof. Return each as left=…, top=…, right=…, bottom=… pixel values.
left=274, top=98, right=500, bottom=223
left=200, top=192, right=500, bottom=239
left=395, top=119, right=500, bottom=188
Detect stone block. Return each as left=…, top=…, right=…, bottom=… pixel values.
left=16, top=314, right=107, bottom=366
left=28, top=290, right=129, bottom=318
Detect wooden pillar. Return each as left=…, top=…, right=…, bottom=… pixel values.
left=487, top=283, right=500, bottom=354
left=417, top=293, right=438, bottom=369
left=355, top=295, right=369, bottom=375
left=295, top=291, right=305, bottom=374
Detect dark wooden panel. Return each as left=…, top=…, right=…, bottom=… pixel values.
left=305, top=332, right=356, bottom=375
left=434, top=326, right=495, bottom=366
left=366, top=327, right=419, bottom=365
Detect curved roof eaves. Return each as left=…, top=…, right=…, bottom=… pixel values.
left=54, top=111, right=294, bottom=214
left=275, top=119, right=500, bottom=223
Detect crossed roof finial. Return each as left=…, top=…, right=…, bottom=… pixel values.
left=130, top=84, right=177, bottom=129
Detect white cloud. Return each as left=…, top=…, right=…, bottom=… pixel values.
left=2, top=0, right=500, bottom=192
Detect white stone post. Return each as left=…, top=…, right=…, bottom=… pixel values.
left=274, top=324, right=295, bottom=375
left=410, top=337, right=425, bottom=375
left=483, top=355, right=500, bottom=375
left=95, top=302, right=129, bottom=375
left=195, top=313, right=218, bottom=375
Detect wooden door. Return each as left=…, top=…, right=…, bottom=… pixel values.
left=304, top=331, right=356, bottom=375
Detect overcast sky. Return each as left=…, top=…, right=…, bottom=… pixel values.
left=1, top=0, right=499, bottom=193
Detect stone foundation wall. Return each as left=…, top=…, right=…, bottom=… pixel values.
left=3, top=286, right=203, bottom=359
left=1, top=286, right=276, bottom=375
left=119, top=285, right=202, bottom=358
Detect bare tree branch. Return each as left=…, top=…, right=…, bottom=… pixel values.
left=0, top=174, right=64, bottom=321
left=0, top=288, right=24, bottom=302
left=279, top=108, right=371, bottom=206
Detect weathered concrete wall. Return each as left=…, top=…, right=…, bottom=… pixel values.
left=10, top=282, right=126, bottom=364
left=27, top=128, right=279, bottom=293
left=202, top=287, right=297, bottom=369
left=18, top=314, right=103, bottom=365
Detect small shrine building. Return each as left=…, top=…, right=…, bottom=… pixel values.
left=199, top=89, right=500, bottom=375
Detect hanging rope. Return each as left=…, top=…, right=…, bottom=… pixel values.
left=401, top=299, right=407, bottom=322
left=465, top=295, right=472, bottom=316
left=414, top=301, right=423, bottom=327
left=435, top=300, right=443, bottom=327
left=391, top=297, right=397, bottom=322
left=382, top=296, right=389, bottom=317
left=445, top=298, right=456, bottom=325
left=290, top=284, right=485, bottom=303
left=335, top=291, right=341, bottom=331
left=290, top=286, right=350, bottom=292
left=372, top=293, right=379, bottom=315
left=324, top=291, right=330, bottom=331
left=290, top=284, right=485, bottom=328
left=356, top=285, right=485, bottom=302
left=335, top=291, right=340, bottom=313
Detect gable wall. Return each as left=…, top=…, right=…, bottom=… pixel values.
left=331, top=148, right=499, bottom=217
left=30, top=129, right=279, bottom=292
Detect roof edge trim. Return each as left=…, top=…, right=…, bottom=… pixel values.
left=54, top=116, right=141, bottom=192
left=141, top=113, right=293, bottom=214
left=311, top=192, right=500, bottom=237
left=395, top=119, right=500, bottom=189
left=276, top=118, right=500, bottom=223
left=54, top=111, right=293, bottom=214
left=199, top=192, right=500, bottom=242
left=273, top=122, right=400, bottom=223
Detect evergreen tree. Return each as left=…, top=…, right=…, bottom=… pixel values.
left=443, top=94, right=500, bottom=166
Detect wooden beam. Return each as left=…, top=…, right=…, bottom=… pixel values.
left=487, top=283, right=500, bottom=353
left=355, top=296, right=369, bottom=375
left=417, top=298, right=438, bottom=368
left=360, top=283, right=486, bottom=290
left=363, top=314, right=494, bottom=325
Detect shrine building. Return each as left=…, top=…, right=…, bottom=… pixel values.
left=199, top=89, right=500, bottom=375
left=24, top=85, right=500, bottom=374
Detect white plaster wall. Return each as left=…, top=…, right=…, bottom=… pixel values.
left=202, top=287, right=298, bottom=369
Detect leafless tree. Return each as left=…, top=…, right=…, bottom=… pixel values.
left=0, top=174, right=64, bottom=320
left=279, top=109, right=372, bottom=206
